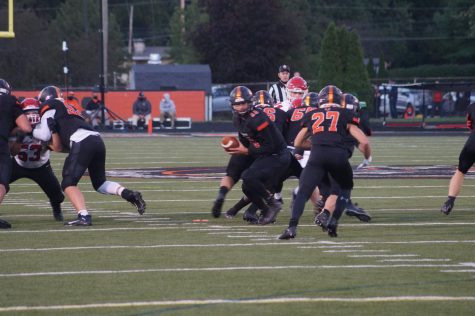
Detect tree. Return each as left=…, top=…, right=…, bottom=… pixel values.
left=0, top=9, right=57, bottom=89
left=190, top=0, right=304, bottom=83
left=318, top=23, right=344, bottom=88
left=49, top=0, right=124, bottom=87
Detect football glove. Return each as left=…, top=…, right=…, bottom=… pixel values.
left=356, top=156, right=372, bottom=170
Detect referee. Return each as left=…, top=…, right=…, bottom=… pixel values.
left=269, top=65, right=291, bottom=103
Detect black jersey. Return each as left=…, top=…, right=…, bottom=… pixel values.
left=40, top=98, right=93, bottom=150
left=285, top=106, right=317, bottom=146
left=0, top=94, right=23, bottom=154
left=259, top=106, right=288, bottom=135
left=232, top=108, right=287, bottom=156
left=302, top=106, right=358, bottom=149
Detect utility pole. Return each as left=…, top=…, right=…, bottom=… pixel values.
left=99, top=0, right=108, bottom=126
left=128, top=5, right=134, bottom=55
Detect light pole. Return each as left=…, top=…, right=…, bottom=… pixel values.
left=62, top=40, right=69, bottom=95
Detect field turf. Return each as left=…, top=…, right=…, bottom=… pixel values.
left=0, top=134, right=474, bottom=315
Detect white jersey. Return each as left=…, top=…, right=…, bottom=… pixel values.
left=275, top=100, right=292, bottom=112
left=14, top=135, right=50, bottom=169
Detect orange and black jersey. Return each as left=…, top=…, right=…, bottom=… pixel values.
left=232, top=108, right=287, bottom=156
left=466, top=103, right=475, bottom=131
left=302, top=106, right=359, bottom=149
left=0, top=94, right=23, bottom=153
left=40, top=98, right=93, bottom=150
left=285, top=106, right=317, bottom=146
left=259, top=106, right=288, bottom=135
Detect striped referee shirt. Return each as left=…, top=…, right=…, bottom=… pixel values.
left=269, top=81, right=288, bottom=103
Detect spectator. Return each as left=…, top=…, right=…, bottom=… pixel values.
left=66, top=91, right=80, bottom=110
left=404, top=102, right=415, bottom=119
left=269, top=65, right=291, bottom=103
left=389, top=85, right=398, bottom=118
left=131, top=92, right=152, bottom=130
left=83, top=93, right=101, bottom=128
left=432, top=89, right=443, bottom=117
left=159, top=93, right=176, bottom=129
left=293, top=71, right=301, bottom=77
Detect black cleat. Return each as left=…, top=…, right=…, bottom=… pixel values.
left=243, top=210, right=259, bottom=224
left=0, top=218, right=12, bottom=229
left=211, top=197, right=224, bottom=218
left=327, top=217, right=338, bottom=237
left=65, top=214, right=92, bottom=226
left=225, top=207, right=239, bottom=219
left=127, top=191, right=146, bottom=215
left=315, top=209, right=330, bottom=230
left=279, top=226, right=297, bottom=240
left=345, top=201, right=371, bottom=222
left=52, top=204, right=64, bottom=222
left=441, top=199, right=454, bottom=215
left=258, top=198, right=282, bottom=225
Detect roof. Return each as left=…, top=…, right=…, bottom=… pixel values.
left=130, top=64, right=212, bottom=93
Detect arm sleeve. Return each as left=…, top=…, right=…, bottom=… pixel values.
left=32, top=109, right=56, bottom=142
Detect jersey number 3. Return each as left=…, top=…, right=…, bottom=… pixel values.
left=311, top=111, right=340, bottom=134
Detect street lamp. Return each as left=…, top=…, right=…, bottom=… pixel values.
left=62, top=40, right=69, bottom=95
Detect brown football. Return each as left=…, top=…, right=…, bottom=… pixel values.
left=220, top=136, right=239, bottom=149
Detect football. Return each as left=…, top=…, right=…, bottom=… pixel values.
left=221, top=136, right=239, bottom=150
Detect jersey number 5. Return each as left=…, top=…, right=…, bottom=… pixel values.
left=311, top=111, right=340, bottom=134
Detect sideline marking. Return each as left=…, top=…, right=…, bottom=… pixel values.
left=1, top=296, right=474, bottom=312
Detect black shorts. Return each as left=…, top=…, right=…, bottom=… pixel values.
left=225, top=154, right=255, bottom=183
left=62, top=135, right=106, bottom=190
left=10, top=159, right=64, bottom=204
left=458, top=137, right=475, bottom=174
left=0, top=153, right=12, bottom=192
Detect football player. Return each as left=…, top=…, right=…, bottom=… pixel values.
left=225, top=86, right=290, bottom=225
left=279, top=85, right=371, bottom=239
left=275, top=76, right=308, bottom=112
left=33, top=86, right=146, bottom=226
left=0, top=79, right=32, bottom=229
left=441, top=101, right=475, bottom=215
left=9, top=98, right=64, bottom=221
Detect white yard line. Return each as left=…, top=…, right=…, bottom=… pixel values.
left=0, top=264, right=464, bottom=278
left=1, top=296, right=474, bottom=312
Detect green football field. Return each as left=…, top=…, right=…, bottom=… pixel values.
left=1, top=133, right=475, bottom=315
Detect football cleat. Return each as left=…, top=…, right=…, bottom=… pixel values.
left=279, top=226, right=297, bottom=240
left=327, top=217, right=338, bottom=237
left=126, top=191, right=146, bottom=215
left=51, top=203, right=64, bottom=222
left=211, top=197, right=224, bottom=218
left=315, top=209, right=330, bottom=230
left=345, top=201, right=371, bottom=222
left=65, top=214, right=92, bottom=226
left=258, top=198, right=282, bottom=225
left=243, top=209, right=259, bottom=224
left=0, top=218, right=12, bottom=229
left=225, top=207, right=239, bottom=219
left=441, top=199, right=454, bottom=215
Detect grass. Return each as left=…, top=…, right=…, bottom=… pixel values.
left=0, top=134, right=474, bottom=315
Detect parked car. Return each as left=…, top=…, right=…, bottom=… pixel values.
left=211, top=85, right=232, bottom=113
left=378, top=86, right=432, bottom=116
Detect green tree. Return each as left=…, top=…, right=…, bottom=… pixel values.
left=318, top=23, right=344, bottom=88
left=190, top=0, right=304, bottom=83
left=0, top=9, right=57, bottom=89
left=50, top=0, right=124, bottom=87
left=378, top=51, right=388, bottom=78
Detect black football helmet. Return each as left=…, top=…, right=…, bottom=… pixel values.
left=0, top=78, right=11, bottom=95
left=252, top=90, right=275, bottom=107
left=38, top=86, right=62, bottom=103
left=317, top=85, right=343, bottom=107
left=341, top=93, right=360, bottom=113
left=229, top=86, right=253, bottom=115
left=301, top=92, right=319, bottom=108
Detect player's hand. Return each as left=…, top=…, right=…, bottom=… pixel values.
left=227, top=143, right=248, bottom=155
left=356, top=156, right=372, bottom=170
